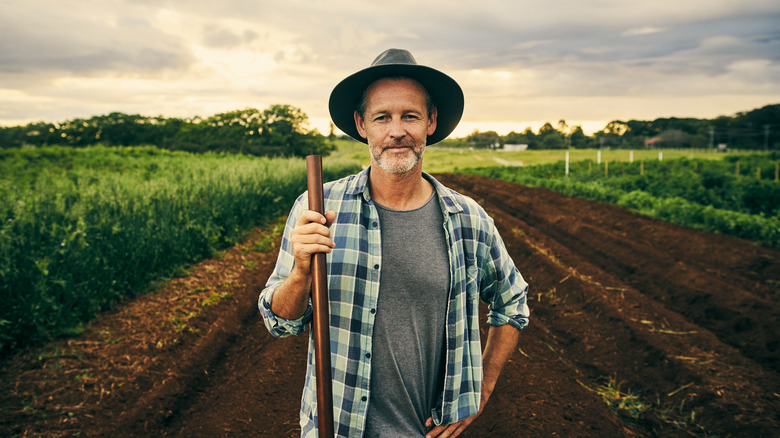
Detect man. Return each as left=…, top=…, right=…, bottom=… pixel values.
left=259, top=48, right=529, bottom=437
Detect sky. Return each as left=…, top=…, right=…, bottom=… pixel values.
left=1, top=0, right=778, bottom=137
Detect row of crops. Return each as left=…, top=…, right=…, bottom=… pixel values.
left=461, top=153, right=780, bottom=249
left=0, top=146, right=361, bottom=352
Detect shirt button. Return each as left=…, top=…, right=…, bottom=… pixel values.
left=372, top=221, right=378, bottom=227
left=370, top=308, right=376, bottom=314
left=361, top=396, right=367, bottom=402
left=365, top=352, right=371, bottom=359
left=373, top=264, right=379, bottom=269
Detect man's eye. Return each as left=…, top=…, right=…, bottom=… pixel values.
left=373, top=115, right=387, bottom=121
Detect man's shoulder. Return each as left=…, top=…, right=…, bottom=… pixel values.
left=323, top=169, right=366, bottom=199
left=431, top=178, right=489, bottom=219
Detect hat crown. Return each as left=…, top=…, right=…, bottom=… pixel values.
left=371, top=48, right=418, bottom=67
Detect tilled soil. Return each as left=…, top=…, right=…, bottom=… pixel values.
left=1, top=174, right=778, bottom=437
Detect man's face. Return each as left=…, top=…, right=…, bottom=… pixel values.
left=354, top=78, right=437, bottom=175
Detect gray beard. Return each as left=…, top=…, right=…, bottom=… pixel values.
left=372, top=143, right=426, bottom=174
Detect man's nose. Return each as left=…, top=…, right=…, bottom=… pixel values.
left=388, top=118, right=405, bottom=138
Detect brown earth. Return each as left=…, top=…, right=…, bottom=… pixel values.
left=1, top=173, right=779, bottom=437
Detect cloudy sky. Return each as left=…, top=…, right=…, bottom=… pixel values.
left=1, top=0, right=778, bottom=137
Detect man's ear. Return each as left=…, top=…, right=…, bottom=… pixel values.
left=427, top=107, right=438, bottom=136
left=354, top=111, right=368, bottom=139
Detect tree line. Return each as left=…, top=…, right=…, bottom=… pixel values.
left=457, top=103, right=779, bottom=151
left=0, top=104, right=334, bottom=158
left=1, top=103, right=777, bottom=154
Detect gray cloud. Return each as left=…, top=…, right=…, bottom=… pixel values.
left=0, top=0, right=777, bottom=131
left=0, top=2, right=193, bottom=81
left=202, top=26, right=260, bottom=49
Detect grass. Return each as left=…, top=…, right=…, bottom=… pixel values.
left=0, top=145, right=362, bottom=352
left=588, top=377, right=650, bottom=420
left=248, top=216, right=287, bottom=254
left=578, top=376, right=715, bottom=436
left=331, top=138, right=736, bottom=174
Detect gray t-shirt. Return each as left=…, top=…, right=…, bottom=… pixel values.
left=364, top=194, right=451, bottom=437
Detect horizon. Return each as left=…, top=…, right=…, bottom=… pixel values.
left=2, top=103, right=774, bottom=139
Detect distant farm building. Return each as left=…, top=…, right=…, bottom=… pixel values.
left=502, top=144, right=529, bottom=152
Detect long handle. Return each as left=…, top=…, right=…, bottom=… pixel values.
left=306, top=155, right=334, bottom=437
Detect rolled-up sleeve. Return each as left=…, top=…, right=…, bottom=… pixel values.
left=258, top=194, right=314, bottom=338
left=480, top=222, right=530, bottom=331
left=259, top=288, right=313, bottom=337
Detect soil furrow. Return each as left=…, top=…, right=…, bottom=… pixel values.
left=2, top=174, right=779, bottom=437
left=438, top=173, right=780, bottom=374
left=436, top=173, right=780, bottom=437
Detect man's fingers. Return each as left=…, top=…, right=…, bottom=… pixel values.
left=426, top=418, right=473, bottom=438
left=296, top=210, right=325, bottom=226
left=288, top=209, right=336, bottom=276
left=293, top=210, right=336, bottom=241
left=291, top=231, right=334, bottom=254
left=293, top=239, right=334, bottom=255
left=426, top=425, right=447, bottom=438
left=324, top=211, right=336, bottom=227
left=296, top=209, right=336, bottom=227
left=292, top=221, right=333, bottom=240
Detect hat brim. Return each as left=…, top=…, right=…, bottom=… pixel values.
left=328, top=63, right=464, bottom=145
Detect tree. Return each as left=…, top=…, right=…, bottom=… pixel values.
left=536, top=122, right=566, bottom=149
left=569, top=126, right=589, bottom=148
left=538, top=122, right=557, bottom=137
left=258, top=104, right=332, bottom=157
left=603, top=121, right=629, bottom=136
left=466, top=130, right=501, bottom=148
left=557, top=120, right=569, bottom=134
left=657, top=129, right=707, bottom=149
left=503, top=130, right=527, bottom=145
left=520, top=127, right=539, bottom=149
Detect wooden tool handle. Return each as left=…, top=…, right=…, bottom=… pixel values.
left=306, top=155, right=334, bottom=437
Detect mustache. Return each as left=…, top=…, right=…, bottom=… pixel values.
left=381, top=139, right=417, bottom=149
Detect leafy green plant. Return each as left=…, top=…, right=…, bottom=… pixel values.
left=463, top=155, right=780, bottom=248
left=0, top=145, right=361, bottom=353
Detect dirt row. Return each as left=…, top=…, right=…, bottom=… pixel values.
left=1, top=174, right=778, bottom=437
left=436, top=173, right=779, bottom=437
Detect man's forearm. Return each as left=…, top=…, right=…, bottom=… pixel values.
left=480, top=324, right=521, bottom=407
left=269, top=267, right=312, bottom=320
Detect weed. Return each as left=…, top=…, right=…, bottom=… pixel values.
left=201, top=291, right=234, bottom=308
left=74, top=371, right=93, bottom=381
left=169, top=311, right=197, bottom=332
left=579, top=376, right=714, bottom=436
left=252, top=221, right=286, bottom=253
left=593, top=377, right=649, bottom=420
left=99, top=329, right=125, bottom=345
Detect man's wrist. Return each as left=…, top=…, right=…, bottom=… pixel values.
left=271, top=267, right=312, bottom=319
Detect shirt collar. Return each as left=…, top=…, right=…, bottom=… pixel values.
left=346, top=165, right=463, bottom=215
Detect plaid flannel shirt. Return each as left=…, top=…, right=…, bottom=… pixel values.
left=258, top=167, right=529, bottom=437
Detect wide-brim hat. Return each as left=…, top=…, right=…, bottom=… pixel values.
left=328, top=48, right=464, bottom=146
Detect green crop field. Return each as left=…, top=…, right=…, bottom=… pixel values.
left=332, top=138, right=744, bottom=173
left=462, top=153, right=780, bottom=248
left=335, top=138, right=779, bottom=247
left=3, top=141, right=775, bottom=353
left=0, top=145, right=361, bottom=351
